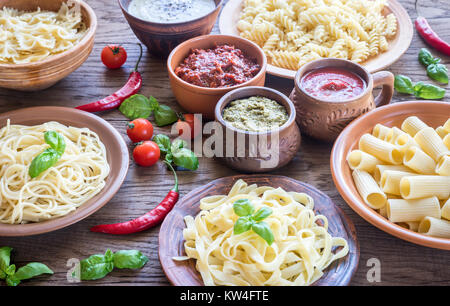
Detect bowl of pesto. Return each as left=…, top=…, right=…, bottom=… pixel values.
left=215, top=86, right=302, bottom=173
left=119, top=0, right=223, bottom=57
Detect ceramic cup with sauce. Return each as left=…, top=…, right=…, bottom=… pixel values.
left=289, top=58, right=395, bottom=142
left=215, top=86, right=301, bottom=173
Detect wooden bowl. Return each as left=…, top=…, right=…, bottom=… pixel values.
left=331, top=101, right=450, bottom=250
left=0, top=107, right=129, bottom=236
left=159, top=175, right=359, bottom=286
left=119, top=0, right=223, bottom=57
left=167, top=34, right=267, bottom=119
left=215, top=86, right=301, bottom=172
left=219, top=0, right=413, bottom=79
left=0, top=0, right=97, bottom=91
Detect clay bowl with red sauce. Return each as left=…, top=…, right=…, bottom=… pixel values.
left=119, top=0, right=223, bottom=57
left=167, top=34, right=267, bottom=119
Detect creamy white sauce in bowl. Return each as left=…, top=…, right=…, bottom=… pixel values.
left=128, top=0, right=217, bottom=24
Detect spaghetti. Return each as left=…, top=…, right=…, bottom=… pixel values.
left=0, top=120, right=109, bottom=224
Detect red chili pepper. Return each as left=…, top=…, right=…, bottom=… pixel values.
left=90, top=162, right=179, bottom=235
left=414, top=0, right=450, bottom=56
left=76, top=44, right=144, bottom=112
left=415, top=17, right=450, bottom=56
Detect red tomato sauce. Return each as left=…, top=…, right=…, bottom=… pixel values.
left=300, top=67, right=366, bottom=101
left=174, top=45, right=260, bottom=88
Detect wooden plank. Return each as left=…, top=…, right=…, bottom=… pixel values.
left=0, top=0, right=449, bottom=286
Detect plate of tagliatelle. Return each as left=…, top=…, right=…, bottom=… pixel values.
left=219, top=0, right=413, bottom=79
left=159, top=175, right=359, bottom=286
left=0, top=107, right=129, bottom=236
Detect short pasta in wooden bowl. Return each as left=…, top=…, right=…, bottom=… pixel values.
left=331, top=101, right=450, bottom=250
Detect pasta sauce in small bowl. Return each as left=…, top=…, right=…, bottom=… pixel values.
left=301, top=68, right=366, bottom=102
left=290, top=58, right=395, bottom=142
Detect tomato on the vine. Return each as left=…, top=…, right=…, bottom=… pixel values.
left=133, top=141, right=160, bottom=167
left=101, top=45, right=127, bottom=69
left=126, top=118, right=154, bottom=143
left=175, top=114, right=201, bottom=140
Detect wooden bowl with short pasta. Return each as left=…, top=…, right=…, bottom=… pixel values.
left=0, top=0, right=97, bottom=91
left=331, top=101, right=450, bottom=250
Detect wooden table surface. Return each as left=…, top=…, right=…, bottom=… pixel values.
left=0, top=0, right=449, bottom=286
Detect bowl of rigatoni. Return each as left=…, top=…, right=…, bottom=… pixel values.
left=331, top=101, right=450, bottom=250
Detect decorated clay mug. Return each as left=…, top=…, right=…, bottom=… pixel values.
left=289, top=58, right=394, bottom=142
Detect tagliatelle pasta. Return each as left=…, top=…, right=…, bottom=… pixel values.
left=175, top=179, right=349, bottom=286
left=0, top=3, right=87, bottom=64
left=237, top=0, right=397, bottom=70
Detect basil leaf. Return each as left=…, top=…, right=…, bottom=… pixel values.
left=418, top=48, right=434, bottom=67
left=149, top=96, right=159, bottom=110
left=172, top=148, right=199, bottom=170
left=251, top=221, right=274, bottom=245
left=29, top=148, right=60, bottom=178
left=119, top=94, right=153, bottom=120
left=5, top=264, right=15, bottom=276
left=171, top=138, right=187, bottom=152
left=154, top=104, right=178, bottom=127
left=427, top=63, right=449, bottom=84
left=394, top=75, right=415, bottom=94
left=44, top=131, right=65, bottom=155
left=252, top=207, right=273, bottom=221
left=113, top=250, right=149, bottom=269
left=79, top=250, right=114, bottom=281
left=233, top=216, right=253, bottom=235
left=165, top=152, right=173, bottom=164
left=153, top=134, right=171, bottom=154
left=0, top=247, right=12, bottom=279
left=233, top=199, right=254, bottom=217
left=413, top=82, right=445, bottom=100
left=6, top=276, right=20, bottom=287
left=6, top=262, right=53, bottom=286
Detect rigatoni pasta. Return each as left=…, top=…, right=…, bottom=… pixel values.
left=349, top=116, right=450, bottom=239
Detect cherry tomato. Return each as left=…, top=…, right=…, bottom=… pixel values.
left=126, top=118, right=154, bottom=143
left=133, top=141, right=160, bottom=167
left=176, top=114, right=202, bottom=140
left=101, top=45, right=127, bottom=69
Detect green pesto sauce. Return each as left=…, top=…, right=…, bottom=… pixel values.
left=222, top=96, right=289, bottom=132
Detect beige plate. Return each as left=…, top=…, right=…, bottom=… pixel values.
left=331, top=101, right=450, bottom=250
left=0, top=107, right=129, bottom=236
left=219, top=0, right=413, bottom=79
left=159, top=175, right=359, bottom=286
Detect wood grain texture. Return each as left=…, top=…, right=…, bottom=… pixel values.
left=160, top=175, right=359, bottom=286
left=0, top=0, right=449, bottom=286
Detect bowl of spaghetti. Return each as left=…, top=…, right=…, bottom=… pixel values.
left=0, top=0, right=97, bottom=91
left=0, top=107, right=129, bottom=236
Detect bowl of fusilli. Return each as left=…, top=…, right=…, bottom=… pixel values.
left=0, top=0, right=97, bottom=91
left=219, top=0, right=413, bottom=79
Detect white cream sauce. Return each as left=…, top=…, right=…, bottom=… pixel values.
left=128, top=0, right=216, bottom=23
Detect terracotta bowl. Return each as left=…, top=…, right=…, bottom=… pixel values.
left=0, top=0, right=97, bottom=92
left=0, top=107, right=129, bottom=236
left=215, top=86, right=301, bottom=173
left=119, top=0, right=223, bottom=57
left=167, top=34, right=267, bottom=119
left=159, top=175, right=359, bottom=286
left=290, top=58, right=394, bottom=142
left=331, top=101, right=450, bottom=250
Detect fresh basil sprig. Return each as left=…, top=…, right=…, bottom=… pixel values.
left=419, top=48, right=448, bottom=84
left=29, top=131, right=66, bottom=178
left=0, top=246, right=53, bottom=286
left=153, top=134, right=199, bottom=171
left=233, top=199, right=274, bottom=245
left=394, top=75, right=445, bottom=100
left=78, top=249, right=148, bottom=281
left=119, top=94, right=178, bottom=127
